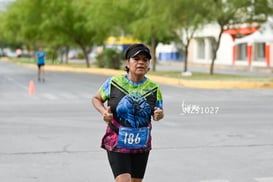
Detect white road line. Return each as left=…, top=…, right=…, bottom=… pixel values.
left=78, top=93, right=91, bottom=99
left=41, top=93, right=58, bottom=100
left=200, top=180, right=230, bottom=182
left=255, top=177, right=273, bottom=182
left=59, top=93, right=77, bottom=99
left=4, top=76, right=28, bottom=90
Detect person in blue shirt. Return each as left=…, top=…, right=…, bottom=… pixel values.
left=35, top=47, right=46, bottom=82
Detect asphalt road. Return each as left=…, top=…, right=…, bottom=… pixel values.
left=1, top=60, right=273, bottom=182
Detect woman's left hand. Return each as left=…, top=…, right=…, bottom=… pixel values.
left=153, top=107, right=164, bottom=121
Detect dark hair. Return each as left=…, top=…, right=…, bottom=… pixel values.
left=124, top=43, right=151, bottom=73
left=125, top=65, right=130, bottom=73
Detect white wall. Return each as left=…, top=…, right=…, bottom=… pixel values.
left=188, top=24, right=235, bottom=65
left=216, top=33, right=233, bottom=65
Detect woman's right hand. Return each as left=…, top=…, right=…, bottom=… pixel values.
left=103, top=106, right=113, bottom=123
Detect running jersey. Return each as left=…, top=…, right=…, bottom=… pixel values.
left=35, top=51, right=45, bottom=65
left=99, top=74, right=163, bottom=153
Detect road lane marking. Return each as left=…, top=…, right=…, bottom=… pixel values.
left=200, top=180, right=230, bottom=182
left=59, top=93, right=78, bottom=99
left=4, top=75, right=28, bottom=90
left=41, top=93, right=58, bottom=100
left=255, top=177, right=273, bottom=182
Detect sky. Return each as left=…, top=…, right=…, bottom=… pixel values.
left=0, top=0, right=15, bottom=11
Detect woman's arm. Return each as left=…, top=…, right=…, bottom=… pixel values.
left=92, top=92, right=113, bottom=123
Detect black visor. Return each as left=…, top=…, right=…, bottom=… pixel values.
left=126, top=45, right=151, bottom=60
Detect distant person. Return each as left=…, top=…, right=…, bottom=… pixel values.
left=35, top=47, right=46, bottom=82
left=92, top=43, right=164, bottom=182
left=16, top=48, right=22, bottom=58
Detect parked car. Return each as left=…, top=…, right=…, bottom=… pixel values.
left=0, top=50, right=7, bottom=57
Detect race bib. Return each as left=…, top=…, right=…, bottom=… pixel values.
left=117, top=127, right=150, bottom=149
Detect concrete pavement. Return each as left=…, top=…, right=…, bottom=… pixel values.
left=1, top=59, right=273, bottom=182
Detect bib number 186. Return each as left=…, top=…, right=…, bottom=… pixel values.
left=117, top=127, right=150, bottom=149
left=124, top=132, right=141, bottom=145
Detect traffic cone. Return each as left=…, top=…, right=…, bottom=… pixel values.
left=28, top=80, right=35, bottom=95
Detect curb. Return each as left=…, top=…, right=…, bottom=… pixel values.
left=32, top=64, right=273, bottom=89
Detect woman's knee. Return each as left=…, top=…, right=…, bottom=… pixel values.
left=115, top=173, right=131, bottom=182
left=132, top=178, right=142, bottom=182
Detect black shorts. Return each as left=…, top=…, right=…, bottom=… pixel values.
left=107, top=151, right=150, bottom=179
left=37, top=63, right=45, bottom=68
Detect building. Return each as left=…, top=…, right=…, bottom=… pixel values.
left=156, top=42, right=180, bottom=62
left=233, top=18, right=273, bottom=67
left=187, top=18, right=273, bottom=68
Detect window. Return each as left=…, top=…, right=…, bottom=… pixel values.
left=236, top=44, right=247, bottom=61
left=197, top=39, right=205, bottom=59
left=253, top=43, right=265, bottom=61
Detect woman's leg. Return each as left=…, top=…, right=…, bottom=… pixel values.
left=37, top=65, right=41, bottom=81
left=40, top=66, right=45, bottom=81
left=131, top=152, right=149, bottom=181
left=115, top=173, right=131, bottom=182
left=131, top=178, right=142, bottom=182
left=107, top=151, right=132, bottom=181
left=107, top=151, right=149, bottom=182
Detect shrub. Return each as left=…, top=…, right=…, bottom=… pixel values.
left=77, top=52, right=85, bottom=59
left=95, top=48, right=122, bottom=69
left=45, top=48, right=58, bottom=64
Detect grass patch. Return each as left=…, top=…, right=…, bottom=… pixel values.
left=147, top=70, right=272, bottom=82
left=9, top=57, right=36, bottom=64
left=8, top=57, right=89, bottom=68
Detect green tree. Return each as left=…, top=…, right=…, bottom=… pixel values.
left=0, top=0, right=112, bottom=67
left=0, top=0, right=64, bottom=58
left=165, top=0, right=205, bottom=73
left=122, top=0, right=177, bottom=71
left=0, top=0, right=33, bottom=46
left=41, top=0, right=104, bottom=67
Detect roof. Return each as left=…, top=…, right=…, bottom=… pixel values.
left=224, top=26, right=260, bottom=36
left=234, top=18, right=273, bottom=44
